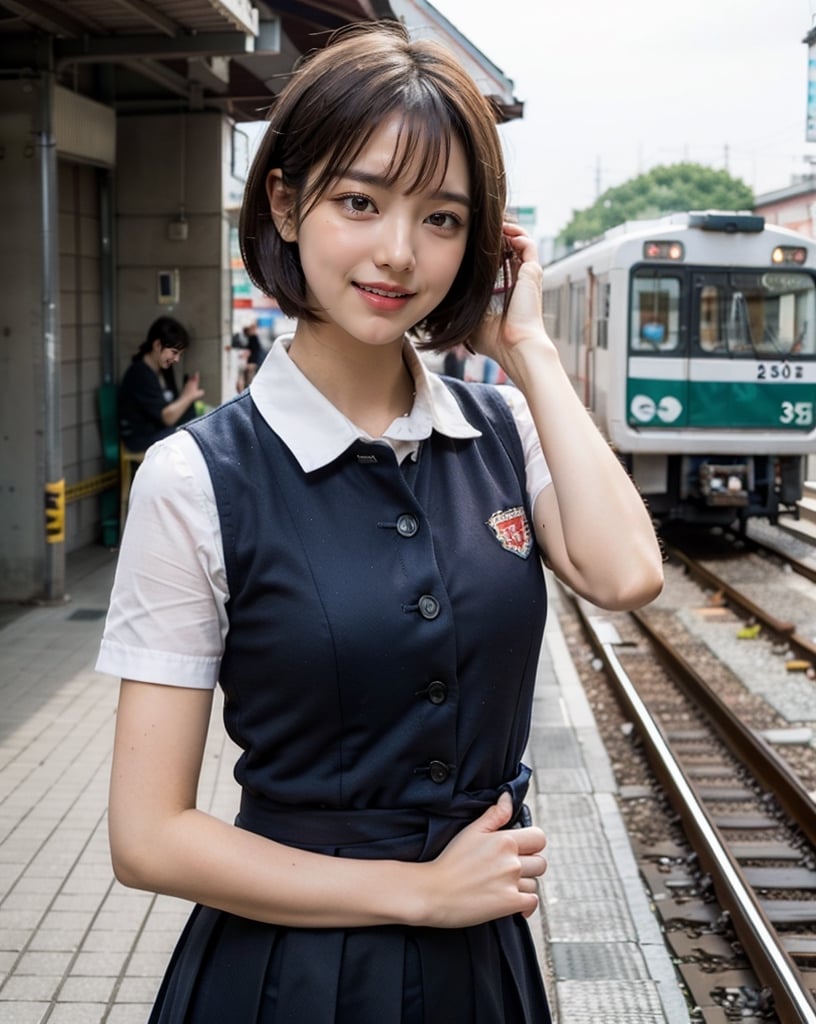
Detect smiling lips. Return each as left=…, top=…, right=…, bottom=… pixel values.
left=354, top=281, right=415, bottom=311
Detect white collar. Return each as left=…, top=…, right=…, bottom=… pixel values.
left=248, top=335, right=481, bottom=473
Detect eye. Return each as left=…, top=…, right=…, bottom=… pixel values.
left=426, top=211, right=464, bottom=231
left=339, top=193, right=376, bottom=215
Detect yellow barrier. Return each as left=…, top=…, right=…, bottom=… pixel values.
left=65, top=469, right=119, bottom=504
left=45, top=479, right=65, bottom=544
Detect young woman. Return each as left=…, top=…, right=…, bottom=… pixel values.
left=118, top=316, right=205, bottom=452
left=98, top=21, right=663, bottom=1023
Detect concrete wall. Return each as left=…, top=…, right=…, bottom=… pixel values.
left=115, top=112, right=229, bottom=404
left=0, top=81, right=47, bottom=600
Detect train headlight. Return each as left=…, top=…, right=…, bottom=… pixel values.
left=643, top=240, right=684, bottom=260
left=771, top=245, right=807, bottom=265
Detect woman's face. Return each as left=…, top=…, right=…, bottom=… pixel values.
left=283, top=118, right=471, bottom=350
left=152, top=340, right=182, bottom=369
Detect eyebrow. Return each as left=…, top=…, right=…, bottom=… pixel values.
left=339, top=169, right=471, bottom=209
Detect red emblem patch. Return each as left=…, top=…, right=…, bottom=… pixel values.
left=486, top=507, right=533, bottom=559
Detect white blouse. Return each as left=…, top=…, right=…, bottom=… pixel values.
left=96, top=337, right=551, bottom=689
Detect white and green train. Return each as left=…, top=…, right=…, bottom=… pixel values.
left=542, top=211, right=816, bottom=525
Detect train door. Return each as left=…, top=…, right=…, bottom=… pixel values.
left=626, top=267, right=688, bottom=428
left=688, top=270, right=816, bottom=428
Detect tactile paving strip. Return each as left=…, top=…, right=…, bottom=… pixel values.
left=529, top=725, right=586, bottom=768
left=551, top=941, right=651, bottom=981
left=556, top=979, right=669, bottom=1023
left=545, top=895, right=636, bottom=943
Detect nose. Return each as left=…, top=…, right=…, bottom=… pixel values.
left=373, top=214, right=416, bottom=273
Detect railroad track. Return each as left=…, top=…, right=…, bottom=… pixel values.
left=666, top=539, right=816, bottom=664
left=569, top=584, right=816, bottom=1023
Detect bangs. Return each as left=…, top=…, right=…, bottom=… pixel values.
left=374, top=112, right=455, bottom=195
left=300, top=90, right=460, bottom=213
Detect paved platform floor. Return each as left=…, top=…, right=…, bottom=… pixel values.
left=0, top=545, right=691, bottom=1023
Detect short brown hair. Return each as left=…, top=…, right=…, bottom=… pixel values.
left=239, top=20, right=506, bottom=351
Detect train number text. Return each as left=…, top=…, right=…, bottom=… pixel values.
left=779, top=401, right=813, bottom=426
left=756, top=363, right=803, bottom=381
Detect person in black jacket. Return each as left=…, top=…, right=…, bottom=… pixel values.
left=119, top=316, right=205, bottom=452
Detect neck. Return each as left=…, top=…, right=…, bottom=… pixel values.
left=286, top=331, right=413, bottom=436
left=288, top=328, right=414, bottom=436
left=143, top=350, right=162, bottom=374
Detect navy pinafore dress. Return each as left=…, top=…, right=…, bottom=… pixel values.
left=148, top=379, right=551, bottom=1023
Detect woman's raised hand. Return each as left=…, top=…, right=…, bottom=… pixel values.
left=182, top=371, right=205, bottom=402
left=470, top=225, right=550, bottom=376
left=419, top=792, right=547, bottom=929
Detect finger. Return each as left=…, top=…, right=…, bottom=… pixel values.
left=522, top=906, right=540, bottom=919
left=518, top=877, right=540, bottom=895
left=475, top=791, right=515, bottom=834
left=502, top=227, right=536, bottom=262
left=520, top=892, right=541, bottom=918
left=514, top=826, right=547, bottom=856
left=519, top=853, right=548, bottom=880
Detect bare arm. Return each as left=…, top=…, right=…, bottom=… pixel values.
left=161, top=373, right=205, bottom=427
left=108, top=680, right=547, bottom=929
left=477, top=226, right=664, bottom=611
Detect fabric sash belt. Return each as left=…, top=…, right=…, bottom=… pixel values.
left=235, top=762, right=533, bottom=861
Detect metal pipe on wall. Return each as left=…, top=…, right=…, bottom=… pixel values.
left=39, top=68, right=65, bottom=601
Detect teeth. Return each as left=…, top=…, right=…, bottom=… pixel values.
left=360, top=285, right=407, bottom=298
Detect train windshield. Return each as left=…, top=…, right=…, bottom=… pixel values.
left=630, top=272, right=682, bottom=351
left=696, top=271, right=816, bottom=357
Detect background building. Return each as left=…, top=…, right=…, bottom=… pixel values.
left=754, top=176, right=816, bottom=238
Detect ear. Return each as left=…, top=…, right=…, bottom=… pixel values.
left=266, top=169, right=298, bottom=243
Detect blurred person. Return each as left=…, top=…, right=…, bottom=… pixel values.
left=118, top=316, right=205, bottom=452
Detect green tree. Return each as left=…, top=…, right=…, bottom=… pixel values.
left=558, top=162, right=754, bottom=249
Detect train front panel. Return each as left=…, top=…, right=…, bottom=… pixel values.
left=545, top=213, right=816, bottom=524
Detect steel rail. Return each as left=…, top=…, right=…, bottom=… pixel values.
left=745, top=534, right=816, bottom=586
left=667, top=545, right=816, bottom=663
left=574, top=597, right=816, bottom=1024
left=631, top=608, right=816, bottom=849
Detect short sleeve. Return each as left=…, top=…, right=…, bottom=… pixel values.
left=95, top=431, right=228, bottom=688
left=495, top=385, right=552, bottom=510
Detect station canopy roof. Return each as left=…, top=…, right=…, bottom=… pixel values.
left=0, top=0, right=522, bottom=123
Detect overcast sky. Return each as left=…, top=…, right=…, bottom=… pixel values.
left=430, top=0, right=816, bottom=238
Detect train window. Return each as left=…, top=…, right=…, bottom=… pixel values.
left=696, top=272, right=816, bottom=357
left=630, top=272, right=681, bottom=352
left=596, top=280, right=610, bottom=350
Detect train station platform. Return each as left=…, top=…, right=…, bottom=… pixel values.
left=0, top=545, right=690, bottom=1023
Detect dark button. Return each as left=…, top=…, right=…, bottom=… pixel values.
left=418, top=594, right=440, bottom=620
left=396, top=514, right=418, bottom=537
left=428, top=760, right=450, bottom=784
left=427, top=680, right=447, bottom=705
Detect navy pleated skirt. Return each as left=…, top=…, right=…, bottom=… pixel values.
left=148, top=782, right=552, bottom=1023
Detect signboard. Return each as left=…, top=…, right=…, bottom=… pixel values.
left=808, top=41, right=816, bottom=142
left=507, top=206, right=537, bottom=230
